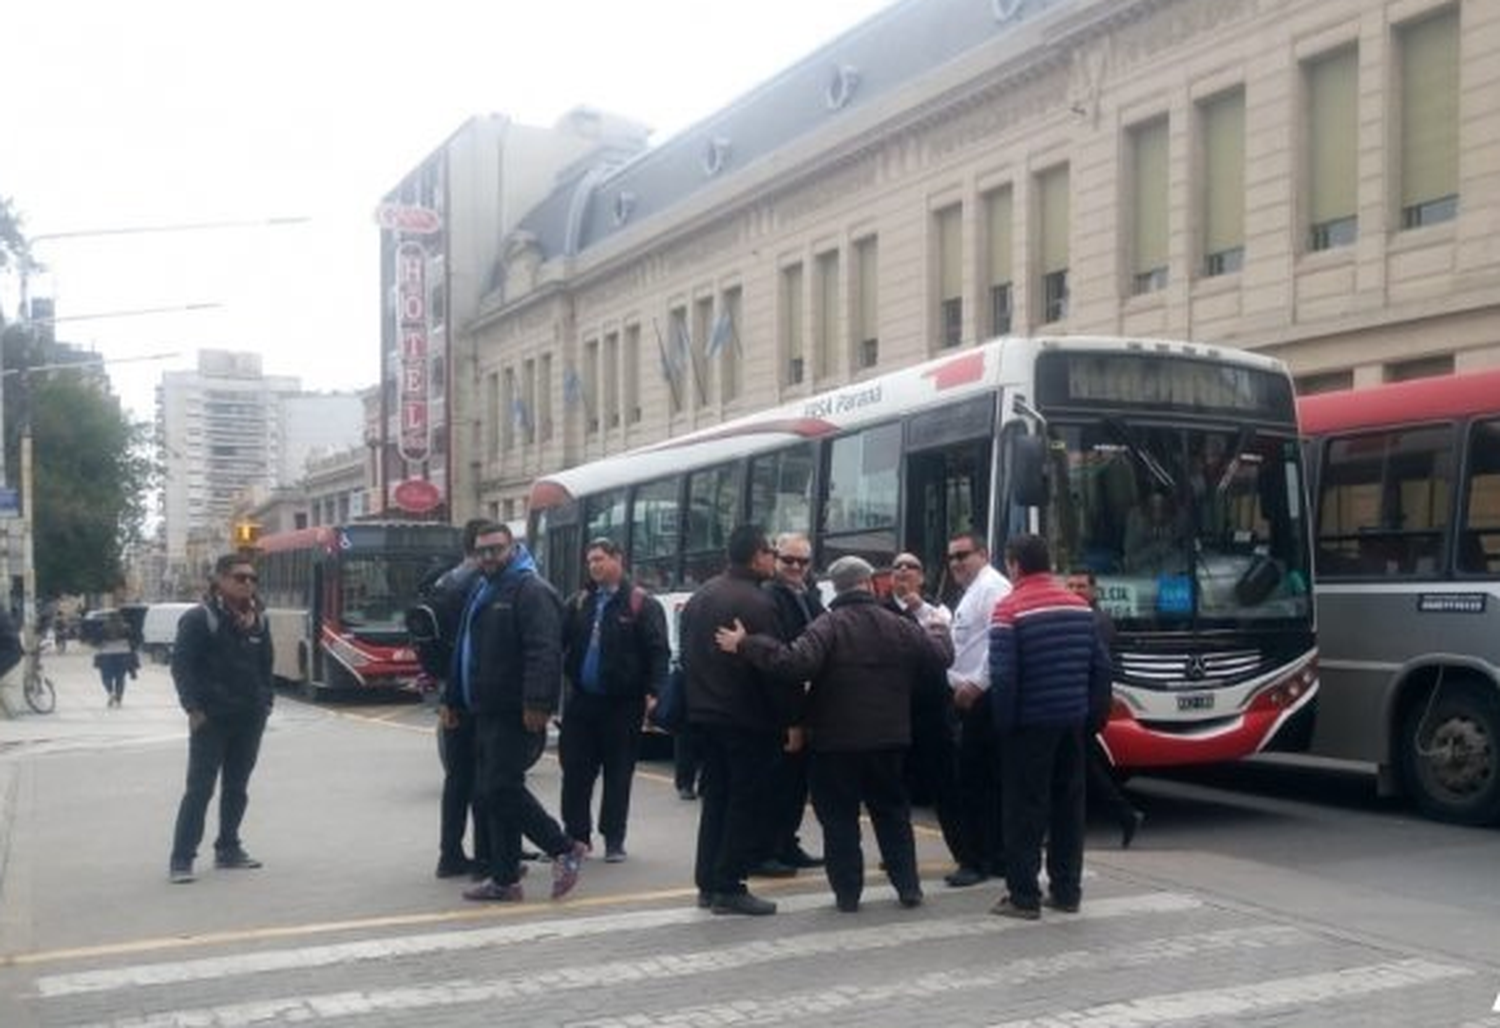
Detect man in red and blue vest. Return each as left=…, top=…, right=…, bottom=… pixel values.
left=987, top=533, right=1111, bottom=920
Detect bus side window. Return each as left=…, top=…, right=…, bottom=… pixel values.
left=1459, top=417, right=1500, bottom=575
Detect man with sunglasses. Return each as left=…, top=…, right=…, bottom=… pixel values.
left=753, top=533, right=827, bottom=878
left=943, top=531, right=1012, bottom=888
left=453, top=523, right=587, bottom=904
left=168, top=553, right=275, bottom=884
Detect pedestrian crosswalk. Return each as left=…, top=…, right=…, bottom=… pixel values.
left=12, top=880, right=1490, bottom=1028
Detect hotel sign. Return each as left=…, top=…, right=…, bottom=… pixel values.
left=395, top=241, right=431, bottom=465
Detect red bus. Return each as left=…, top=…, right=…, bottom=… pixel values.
left=257, top=521, right=462, bottom=698
left=1299, top=368, right=1500, bottom=824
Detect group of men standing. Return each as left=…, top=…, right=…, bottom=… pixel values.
left=166, top=514, right=1116, bottom=923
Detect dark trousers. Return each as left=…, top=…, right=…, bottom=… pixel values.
left=170, top=711, right=267, bottom=865
left=956, top=698, right=1003, bottom=874
left=673, top=726, right=702, bottom=792
left=473, top=713, right=571, bottom=887
left=759, top=742, right=811, bottom=863
left=809, top=748, right=919, bottom=905
left=559, top=690, right=646, bottom=849
left=1000, top=723, right=1087, bottom=908
left=908, top=685, right=964, bottom=862
left=694, top=723, right=782, bottom=896
left=1085, top=735, right=1136, bottom=826
left=439, top=710, right=489, bottom=864
left=96, top=652, right=132, bottom=700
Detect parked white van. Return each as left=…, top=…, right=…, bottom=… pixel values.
left=141, top=602, right=196, bottom=663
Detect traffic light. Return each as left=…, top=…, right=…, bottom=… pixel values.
left=233, top=521, right=262, bottom=548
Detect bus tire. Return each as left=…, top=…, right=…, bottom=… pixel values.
left=1398, top=677, right=1500, bottom=826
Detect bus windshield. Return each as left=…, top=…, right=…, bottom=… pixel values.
left=1040, top=420, right=1311, bottom=629
left=338, top=554, right=446, bottom=629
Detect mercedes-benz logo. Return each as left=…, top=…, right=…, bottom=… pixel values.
left=1185, top=655, right=1208, bottom=681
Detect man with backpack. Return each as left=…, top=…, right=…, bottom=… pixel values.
left=559, top=537, right=670, bottom=863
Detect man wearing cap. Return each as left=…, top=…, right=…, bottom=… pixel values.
left=717, top=556, right=953, bottom=913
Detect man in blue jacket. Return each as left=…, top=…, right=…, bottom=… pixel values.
left=987, top=533, right=1111, bottom=919
left=452, top=522, right=587, bottom=904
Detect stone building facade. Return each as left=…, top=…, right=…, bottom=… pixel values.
left=447, top=0, right=1498, bottom=522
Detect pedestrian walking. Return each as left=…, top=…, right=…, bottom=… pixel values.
left=0, top=605, right=22, bottom=682
left=1063, top=569, right=1144, bottom=848
left=717, top=555, right=953, bottom=912
left=560, top=537, right=670, bottom=863
left=988, top=534, right=1112, bottom=919
left=678, top=523, right=793, bottom=916
left=452, top=522, right=587, bottom=904
left=413, top=517, right=493, bottom=880
left=753, top=532, right=826, bottom=878
left=93, top=610, right=138, bottom=708
left=943, top=531, right=1012, bottom=887
left=168, top=553, right=275, bottom=884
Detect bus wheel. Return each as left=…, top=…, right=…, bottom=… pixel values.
left=1399, top=679, right=1500, bottom=826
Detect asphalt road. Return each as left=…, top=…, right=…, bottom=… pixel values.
left=1, top=651, right=1497, bottom=1027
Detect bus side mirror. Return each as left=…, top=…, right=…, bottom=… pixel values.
left=1011, top=434, right=1047, bottom=508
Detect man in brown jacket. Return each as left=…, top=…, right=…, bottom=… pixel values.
left=717, top=556, right=953, bottom=913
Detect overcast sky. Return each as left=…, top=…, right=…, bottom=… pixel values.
left=1, top=0, right=895, bottom=420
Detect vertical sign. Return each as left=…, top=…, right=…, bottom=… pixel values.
left=396, top=241, right=431, bottom=465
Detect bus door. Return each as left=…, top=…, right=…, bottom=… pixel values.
left=309, top=559, right=327, bottom=684
left=903, top=395, right=994, bottom=607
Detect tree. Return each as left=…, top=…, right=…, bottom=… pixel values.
left=1, top=329, right=155, bottom=599
left=0, top=195, right=30, bottom=278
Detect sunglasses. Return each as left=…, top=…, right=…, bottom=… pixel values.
left=230, top=572, right=258, bottom=584
left=475, top=544, right=511, bottom=558
left=777, top=555, right=811, bottom=567
left=892, top=561, right=922, bottom=572
left=946, top=550, right=975, bottom=563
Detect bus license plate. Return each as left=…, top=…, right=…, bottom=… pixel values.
left=1177, top=693, right=1215, bottom=712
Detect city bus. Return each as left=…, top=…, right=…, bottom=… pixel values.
left=528, top=335, right=1317, bottom=773
left=256, top=521, right=463, bottom=698
left=1299, top=368, right=1500, bottom=825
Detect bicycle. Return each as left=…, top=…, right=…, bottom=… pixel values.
left=21, top=647, right=55, bottom=714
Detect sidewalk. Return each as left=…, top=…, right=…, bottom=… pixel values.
left=0, top=648, right=186, bottom=755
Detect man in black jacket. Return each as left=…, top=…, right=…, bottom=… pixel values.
left=168, top=553, right=275, bottom=884
left=452, top=523, right=587, bottom=904
left=678, top=523, right=790, bottom=916
left=755, top=532, right=826, bottom=877
left=718, top=556, right=954, bottom=913
left=560, top=537, right=670, bottom=863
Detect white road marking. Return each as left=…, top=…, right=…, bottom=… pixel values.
left=58, top=893, right=1202, bottom=1027
left=987, top=959, right=1473, bottom=1028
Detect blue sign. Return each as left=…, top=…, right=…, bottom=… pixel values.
left=0, top=487, right=18, bottom=518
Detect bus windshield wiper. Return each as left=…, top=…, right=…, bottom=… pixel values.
left=1105, top=417, right=1176, bottom=490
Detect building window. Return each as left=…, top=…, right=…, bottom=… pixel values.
left=693, top=295, right=714, bottom=406
left=1037, top=165, right=1070, bottom=323
left=484, top=371, right=499, bottom=462
left=1398, top=8, right=1459, bottom=230
left=623, top=324, right=642, bottom=424
left=1130, top=117, right=1169, bottom=294
left=781, top=263, right=805, bottom=386
left=983, top=187, right=1012, bottom=335
left=583, top=341, right=599, bottom=434
left=521, top=358, right=536, bottom=446
left=1294, top=369, right=1354, bottom=396
left=538, top=354, right=553, bottom=442
left=853, top=236, right=878, bottom=369
left=1385, top=354, right=1454, bottom=384
left=501, top=367, right=516, bottom=452
left=716, top=287, right=742, bottom=402
left=814, top=249, right=840, bottom=379
left=935, top=204, right=963, bottom=348
left=603, top=331, right=620, bottom=429
left=665, top=308, right=689, bottom=415
left=1305, top=46, right=1359, bottom=252
left=1199, top=88, right=1245, bottom=277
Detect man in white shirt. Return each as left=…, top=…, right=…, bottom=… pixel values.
left=943, top=532, right=1012, bottom=887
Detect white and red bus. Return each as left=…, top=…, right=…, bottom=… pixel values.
left=257, top=521, right=463, bottom=698
left=1299, top=368, right=1500, bottom=824
left=529, top=335, right=1318, bottom=773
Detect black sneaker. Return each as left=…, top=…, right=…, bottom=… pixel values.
left=214, top=847, right=263, bottom=870
left=435, top=855, right=473, bottom=879
left=944, top=866, right=988, bottom=888
left=749, top=858, right=798, bottom=878
left=990, top=894, right=1041, bottom=920
left=169, top=863, right=195, bottom=884
left=711, top=891, right=777, bottom=916
left=1043, top=894, right=1080, bottom=914
left=782, top=846, right=825, bottom=869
